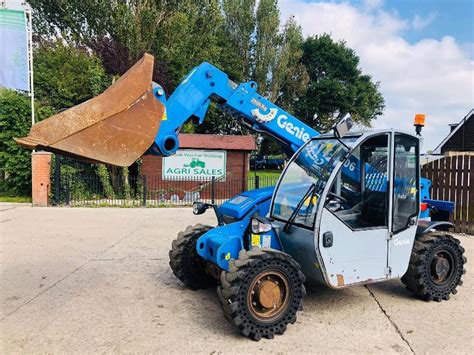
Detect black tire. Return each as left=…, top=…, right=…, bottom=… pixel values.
left=402, top=232, right=466, bottom=301
left=217, top=249, right=306, bottom=341
left=169, top=224, right=215, bottom=290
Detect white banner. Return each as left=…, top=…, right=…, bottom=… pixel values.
left=162, top=149, right=226, bottom=181
left=0, top=8, right=29, bottom=91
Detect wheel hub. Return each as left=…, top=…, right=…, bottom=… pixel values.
left=248, top=270, right=290, bottom=322
left=430, top=251, right=453, bottom=284
left=257, top=280, right=282, bottom=308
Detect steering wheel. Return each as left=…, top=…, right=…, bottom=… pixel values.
left=326, top=191, right=347, bottom=204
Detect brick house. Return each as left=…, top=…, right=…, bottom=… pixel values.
left=141, top=134, right=256, bottom=202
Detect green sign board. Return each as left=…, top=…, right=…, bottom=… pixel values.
left=162, top=149, right=226, bottom=181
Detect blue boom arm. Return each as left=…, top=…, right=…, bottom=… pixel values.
left=150, top=62, right=317, bottom=158
left=150, top=62, right=370, bottom=195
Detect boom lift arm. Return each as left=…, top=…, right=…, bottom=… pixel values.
left=149, top=62, right=371, bottom=194
left=150, top=61, right=318, bottom=158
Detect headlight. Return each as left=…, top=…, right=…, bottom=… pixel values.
left=192, top=202, right=207, bottom=215
left=251, top=218, right=272, bottom=234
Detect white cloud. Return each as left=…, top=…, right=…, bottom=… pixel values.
left=412, top=13, right=437, bottom=30
left=279, top=0, right=474, bottom=151
left=362, top=0, right=384, bottom=11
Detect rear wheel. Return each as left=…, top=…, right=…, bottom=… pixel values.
left=402, top=232, right=466, bottom=301
left=217, top=249, right=305, bottom=340
left=169, top=224, right=215, bottom=290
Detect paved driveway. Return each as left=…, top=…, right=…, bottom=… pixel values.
left=1, top=204, right=473, bottom=354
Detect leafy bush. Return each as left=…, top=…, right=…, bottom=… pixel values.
left=0, top=90, right=54, bottom=195
left=34, top=43, right=111, bottom=110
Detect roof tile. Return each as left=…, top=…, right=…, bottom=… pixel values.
left=178, top=134, right=256, bottom=151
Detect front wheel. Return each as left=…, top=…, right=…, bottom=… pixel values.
left=217, top=249, right=306, bottom=340
left=169, top=224, right=215, bottom=290
left=402, top=232, right=466, bottom=301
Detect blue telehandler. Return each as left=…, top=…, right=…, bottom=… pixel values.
left=17, top=54, right=466, bottom=340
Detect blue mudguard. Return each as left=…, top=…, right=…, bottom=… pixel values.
left=196, top=219, right=281, bottom=271
left=195, top=186, right=280, bottom=271
left=196, top=221, right=247, bottom=270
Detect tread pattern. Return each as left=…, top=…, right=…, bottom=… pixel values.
left=169, top=224, right=215, bottom=290
left=217, top=249, right=306, bottom=340
left=401, top=232, right=466, bottom=302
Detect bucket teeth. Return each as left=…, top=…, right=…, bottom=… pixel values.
left=15, top=53, right=164, bottom=167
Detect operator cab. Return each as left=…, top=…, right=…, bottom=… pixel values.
left=270, top=130, right=420, bottom=287
left=328, top=134, right=390, bottom=229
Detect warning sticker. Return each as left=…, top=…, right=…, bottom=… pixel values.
left=251, top=234, right=261, bottom=247
left=262, top=235, right=272, bottom=248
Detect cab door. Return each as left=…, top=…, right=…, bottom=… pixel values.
left=388, top=134, right=420, bottom=277
left=317, top=134, right=391, bottom=287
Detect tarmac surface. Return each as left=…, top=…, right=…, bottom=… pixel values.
left=1, top=204, right=473, bottom=354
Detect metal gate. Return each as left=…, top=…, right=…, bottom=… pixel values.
left=51, top=156, right=279, bottom=207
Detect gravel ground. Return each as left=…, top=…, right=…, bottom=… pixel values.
left=1, top=204, right=473, bottom=354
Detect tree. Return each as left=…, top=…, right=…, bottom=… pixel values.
left=29, top=0, right=224, bottom=91
left=254, top=0, right=280, bottom=95
left=272, top=17, right=308, bottom=111
left=34, top=43, right=111, bottom=110
left=297, top=34, right=384, bottom=131
left=257, top=16, right=309, bottom=156
left=195, top=0, right=308, bottom=142
left=221, top=0, right=256, bottom=81
left=0, top=90, right=54, bottom=195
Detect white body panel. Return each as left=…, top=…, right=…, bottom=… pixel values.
left=318, top=209, right=388, bottom=287
left=389, top=223, right=418, bottom=277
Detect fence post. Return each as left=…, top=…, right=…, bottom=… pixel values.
left=54, top=154, right=61, bottom=205
left=255, top=175, right=260, bottom=189
left=65, top=178, right=70, bottom=206
left=142, top=175, right=147, bottom=207
left=211, top=176, right=215, bottom=204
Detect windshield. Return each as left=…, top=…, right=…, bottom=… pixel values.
left=271, top=138, right=356, bottom=229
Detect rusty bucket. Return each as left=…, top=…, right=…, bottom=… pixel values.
left=15, top=53, right=164, bottom=167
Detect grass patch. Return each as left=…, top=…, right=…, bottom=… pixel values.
left=0, top=195, right=31, bottom=203
left=247, top=170, right=281, bottom=189
left=253, top=170, right=282, bottom=179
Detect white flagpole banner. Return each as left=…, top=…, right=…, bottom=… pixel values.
left=0, top=8, right=30, bottom=91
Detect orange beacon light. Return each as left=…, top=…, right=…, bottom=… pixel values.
left=414, top=113, right=425, bottom=135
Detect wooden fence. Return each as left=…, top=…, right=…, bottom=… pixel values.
left=422, top=155, right=473, bottom=234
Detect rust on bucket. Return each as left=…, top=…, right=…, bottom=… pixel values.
left=15, top=53, right=164, bottom=167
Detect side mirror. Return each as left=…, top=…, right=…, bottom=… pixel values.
left=192, top=202, right=208, bottom=215
left=334, top=116, right=353, bottom=138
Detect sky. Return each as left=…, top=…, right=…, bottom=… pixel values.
left=279, top=0, right=474, bottom=152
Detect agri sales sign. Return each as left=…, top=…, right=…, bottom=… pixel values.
left=162, top=149, right=226, bottom=181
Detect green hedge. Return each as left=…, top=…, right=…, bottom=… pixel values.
left=0, top=90, right=54, bottom=196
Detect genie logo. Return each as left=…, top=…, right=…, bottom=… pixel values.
left=251, top=107, right=277, bottom=123
left=251, top=108, right=311, bottom=143
left=277, top=115, right=311, bottom=142
left=393, top=238, right=411, bottom=246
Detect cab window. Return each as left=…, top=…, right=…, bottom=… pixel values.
left=392, top=134, right=419, bottom=233
left=326, top=134, right=389, bottom=229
